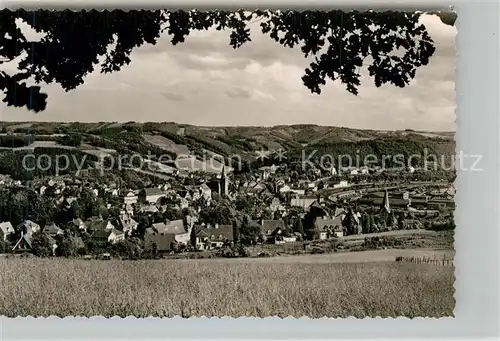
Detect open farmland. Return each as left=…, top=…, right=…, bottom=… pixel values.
left=0, top=257, right=454, bottom=318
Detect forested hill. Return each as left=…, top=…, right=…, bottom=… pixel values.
left=0, top=121, right=455, bottom=170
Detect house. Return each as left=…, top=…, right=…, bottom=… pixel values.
left=108, top=229, right=125, bottom=244
left=124, top=191, right=138, bottom=205
left=315, top=216, right=344, bottom=239
left=16, top=220, right=40, bottom=236
left=119, top=213, right=138, bottom=235
left=194, top=224, right=234, bottom=250
left=289, top=187, right=305, bottom=195
left=307, top=182, right=317, bottom=191
left=138, top=204, right=159, bottom=214
left=124, top=203, right=134, bottom=215
left=90, top=229, right=112, bottom=244
left=342, top=209, right=362, bottom=235
left=269, top=197, right=285, bottom=213
left=279, top=184, right=291, bottom=193
left=153, top=219, right=186, bottom=235
left=44, top=223, right=64, bottom=237
left=250, top=219, right=286, bottom=243
left=290, top=194, right=318, bottom=208
left=200, top=183, right=212, bottom=201
left=333, top=180, right=349, bottom=189
left=144, top=187, right=166, bottom=204
left=86, top=218, right=114, bottom=232
left=0, top=221, right=14, bottom=241
left=144, top=228, right=177, bottom=254
left=174, top=216, right=197, bottom=245
left=72, top=218, right=87, bottom=231
left=179, top=197, right=189, bottom=209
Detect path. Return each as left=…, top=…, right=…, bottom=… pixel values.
left=172, top=249, right=455, bottom=264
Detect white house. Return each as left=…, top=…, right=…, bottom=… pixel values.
left=200, top=183, right=212, bottom=201
left=333, top=180, right=349, bottom=189
left=17, top=220, right=40, bottom=236
left=124, top=191, right=138, bottom=205
left=0, top=221, right=14, bottom=241
left=120, top=213, right=138, bottom=235
left=108, top=229, right=125, bottom=244
left=279, top=185, right=291, bottom=193
left=72, top=218, right=87, bottom=231
left=290, top=187, right=306, bottom=195
left=104, top=221, right=115, bottom=231
left=290, top=195, right=317, bottom=208
left=144, top=188, right=166, bottom=204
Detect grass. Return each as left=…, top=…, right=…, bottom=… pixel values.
left=0, top=258, right=455, bottom=318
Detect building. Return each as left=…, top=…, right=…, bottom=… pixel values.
left=16, top=220, right=40, bottom=237
left=144, top=228, right=177, bottom=254
left=72, top=218, right=87, bottom=231
left=108, top=229, right=125, bottom=244
left=0, top=221, right=14, bottom=241
left=44, top=223, right=64, bottom=237
left=342, top=209, right=362, bottom=235
left=248, top=219, right=286, bottom=243
left=199, top=183, right=212, bottom=201
left=315, top=216, right=344, bottom=239
left=290, top=194, right=318, bottom=208
left=333, top=180, right=348, bottom=189
left=124, top=191, right=138, bottom=205
left=152, top=219, right=186, bottom=235
left=119, top=213, right=138, bottom=235
left=143, top=187, right=166, bottom=204
left=219, top=166, right=229, bottom=196
left=194, top=224, right=235, bottom=250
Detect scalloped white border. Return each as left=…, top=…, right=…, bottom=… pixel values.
left=0, top=1, right=499, bottom=340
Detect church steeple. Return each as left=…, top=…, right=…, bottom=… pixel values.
left=220, top=165, right=229, bottom=196
left=380, top=189, right=391, bottom=214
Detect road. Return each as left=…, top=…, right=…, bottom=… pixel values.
left=339, top=229, right=434, bottom=241
left=172, top=249, right=455, bottom=264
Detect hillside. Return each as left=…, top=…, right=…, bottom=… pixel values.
left=0, top=122, right=455, bottom=172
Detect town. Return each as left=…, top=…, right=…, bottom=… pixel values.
left=0, top=128, right=456, bottom=260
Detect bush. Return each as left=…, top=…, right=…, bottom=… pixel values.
left=31, top=231, right=53, bottom=257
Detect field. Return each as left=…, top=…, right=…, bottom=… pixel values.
left=0, top=254, right=455, bottom=318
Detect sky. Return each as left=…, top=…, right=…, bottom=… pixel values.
left=0, top=13, right=456, bottom=131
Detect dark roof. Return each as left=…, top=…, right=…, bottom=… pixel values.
left=260, top=220, right=285, bottom=236
left=44, top=223, right=63, bottom=236
left=315, top=217, right=343, bottom=231
left=195, top=224, right=234, bottom=242
left=144, top=231, right=176, bottom=251
left=153, top=219, right=185, bottom=234
left=85, top=218, right=109, bottom=231
left=145, top=187, right=166, bottom=197
left=91, top=229, right=111, bottom=239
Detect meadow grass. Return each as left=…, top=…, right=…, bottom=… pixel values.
left=0, top=258, right=455, bottom=318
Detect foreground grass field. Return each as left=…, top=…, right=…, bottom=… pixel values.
left=0, top=257, right=455, bottom=318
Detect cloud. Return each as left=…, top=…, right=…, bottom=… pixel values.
left=0, top=13, right=456, bottom=131
left=161, top=92, right=185, bottom=101
left=225, top=87, right=252, bottom=99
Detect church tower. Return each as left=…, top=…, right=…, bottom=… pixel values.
left=220, top=166, right=229, bottom=196
left=380, top=189, right=391, bottom=214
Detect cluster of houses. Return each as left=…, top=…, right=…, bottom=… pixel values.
left=0, top=160, right=453, bottom=257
